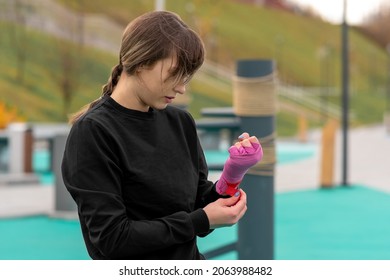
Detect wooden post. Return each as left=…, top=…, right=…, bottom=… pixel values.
left=8, top=123, right=33, bottom=174
left=298, top=114, right=308, bottom=143
left=23, top=127, right=33, bottom=173
left=384, top=112, right=390, bottom=135
left=320, top=119, right=338, bottom=188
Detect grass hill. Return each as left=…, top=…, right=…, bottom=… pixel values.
left=0, top=21, right=115, bottom=122
left=0, top=0, right=388, bottom=136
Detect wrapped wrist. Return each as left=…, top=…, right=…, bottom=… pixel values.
left=216, top=141, right=263, bottom=195
left=216, top=174, right=242, bottom=196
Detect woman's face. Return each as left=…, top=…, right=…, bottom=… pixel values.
left=135, top=56, right=187, bottom=111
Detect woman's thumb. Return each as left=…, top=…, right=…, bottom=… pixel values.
left=221, top=190, right=241, bottom=206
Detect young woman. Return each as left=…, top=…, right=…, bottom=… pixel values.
left=61, top=10, right=262, bottom=260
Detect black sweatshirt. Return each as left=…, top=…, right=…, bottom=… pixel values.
left=61, top=96, right=222, bottom=260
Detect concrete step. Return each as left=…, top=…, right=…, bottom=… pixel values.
left=0, top=173, right=41, bottom=186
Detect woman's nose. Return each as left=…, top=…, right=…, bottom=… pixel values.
left=174, top=83, right=186, bottom=95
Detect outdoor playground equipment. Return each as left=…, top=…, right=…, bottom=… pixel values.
left=0, top=123, right=39, bottom=185
left=197, top=59, right=277, bottom=259
left=0, top=123, right=73, bottom=216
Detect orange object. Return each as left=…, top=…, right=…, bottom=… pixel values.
left=320, top=119, right=338, bottom=188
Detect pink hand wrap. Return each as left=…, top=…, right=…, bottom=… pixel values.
left=216, top=142, right=263, bottom=196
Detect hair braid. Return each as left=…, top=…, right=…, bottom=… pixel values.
left=68, top=63, right=123, bottom=124
left=102, top=63, right=123, bottom=96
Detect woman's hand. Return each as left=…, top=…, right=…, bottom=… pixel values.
left=216, top=132, right=263, bottom=196
left=230, top=132, right=262, bottom=164
left=235, top=132, right=260, bottom=147
left=203, top=189, right=247, bottom=229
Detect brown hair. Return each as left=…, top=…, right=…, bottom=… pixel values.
left=69, top=10, right=205, bottom=124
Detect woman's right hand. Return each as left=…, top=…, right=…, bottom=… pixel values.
left=203, top=189, right=247, bottom=229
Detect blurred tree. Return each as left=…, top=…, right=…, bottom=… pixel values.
left=57, top=44, right=80, bottom=120
left=52, top=0, right=85, bottom=121
left=0, top=102, right=25, bottom=129
left=359, top=4, right=390, bottom=48
left=9, top=0, right=28, bottom=83
left=189, top=0, right=224, bottom=62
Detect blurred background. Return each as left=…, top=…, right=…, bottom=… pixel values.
left=0, top=0, right=389, bottom=128
left=0, top=0, right=390, bottom=260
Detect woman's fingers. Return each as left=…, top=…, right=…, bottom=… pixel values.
left=235, top=136, right=260, bottom=149
left=249, top=136, right=260, bottom=144
left=241, top=139, right=252, bottom=147
left=234, top=142, right=242, bottom=150
left=238, top=133, right=259, bottom=144
left=238, top=132, right=249, bottom=141
left=231, top=133, right=261, bottom=155
left=203, top=189, right=248, bottom=229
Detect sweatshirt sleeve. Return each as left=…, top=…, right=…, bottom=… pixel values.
left=195, top=137, right=223, bottom=209
left=61, top=119, right=209, bottom=259
left=181, top=111, right=224, bottom=211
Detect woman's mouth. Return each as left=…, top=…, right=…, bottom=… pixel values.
left=165, top=96, right=175, bottom=103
